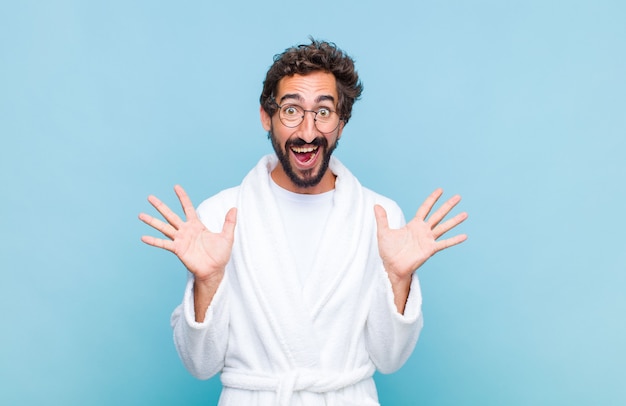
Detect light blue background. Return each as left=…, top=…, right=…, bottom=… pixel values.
left=1, top=1, right=625, bottom=405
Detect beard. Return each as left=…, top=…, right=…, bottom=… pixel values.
left=269, top=129, right=338, bottom=189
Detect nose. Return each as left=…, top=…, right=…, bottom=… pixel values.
left=298, top=110, right=318, bottom=142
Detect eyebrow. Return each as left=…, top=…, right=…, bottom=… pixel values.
left=279, top=93, right=336, bottom=105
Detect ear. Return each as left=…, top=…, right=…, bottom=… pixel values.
left=336, top=120, right=345, bottom=140
left=260, top=105, right=271, bottom=131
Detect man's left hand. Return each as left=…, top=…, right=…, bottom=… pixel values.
left=374, top=188, right=468, bottom=312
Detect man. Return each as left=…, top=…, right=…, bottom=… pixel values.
left=139, top=39, right=467, bottom=405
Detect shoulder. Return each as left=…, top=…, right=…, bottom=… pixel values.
left=196, top=186, right=240, bottom=231
left=332, top=157, right=404, bottom=224
left=362, top=186, right=406, bottom=228
left=362, top=187, right=399, bottom=210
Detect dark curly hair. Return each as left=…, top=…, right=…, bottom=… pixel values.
left=260, top=39, right=363, bottom=124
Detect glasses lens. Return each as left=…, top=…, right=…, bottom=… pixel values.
left=314, top=108, right=338, bottom=133
left=280, top=105, right=304, bottom=126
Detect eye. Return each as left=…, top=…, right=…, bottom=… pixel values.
left=282, top=105, right=301, bottom=116
left=317, top=107, right=331, bottom=118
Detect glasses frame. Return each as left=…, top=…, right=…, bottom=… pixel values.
left=270, top=98, right=344, bottom=134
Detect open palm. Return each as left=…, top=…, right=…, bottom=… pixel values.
left=374, top=188, right=467, bottom=280
left=139, top=185, right=237, bottom=282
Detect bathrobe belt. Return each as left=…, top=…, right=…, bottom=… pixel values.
left=220, top=364, right=376, bottom=406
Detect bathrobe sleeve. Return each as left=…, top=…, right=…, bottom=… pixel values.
left=170, top=273, right=230, bottom=379
left=170, top=187, right=239, bottom=380
left=365, top=197, right=424, bottom=374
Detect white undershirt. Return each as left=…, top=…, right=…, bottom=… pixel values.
left=269, top=178, right=335, bottom=285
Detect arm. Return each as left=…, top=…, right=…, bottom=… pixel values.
left=365, top=199, right=423, bottom=373
left=366, top=189, right=467, bottom=372
left=139, top=185, right=237, bottom=321
left=374, top=188, right=468, bottom=314
left=140, top=185, right=238, bottom=379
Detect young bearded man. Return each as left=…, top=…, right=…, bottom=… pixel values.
left=139, top=39, right=468, bottom=405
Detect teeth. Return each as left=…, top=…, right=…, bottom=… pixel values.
left=291, top=146, right=318, bottom=153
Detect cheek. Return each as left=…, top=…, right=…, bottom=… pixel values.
left=271, top=127, right=292, bottom=147
left=326, top=132, right=340, bottom=146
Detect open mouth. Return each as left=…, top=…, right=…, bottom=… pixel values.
left=291, top=145, right=319, bottom=165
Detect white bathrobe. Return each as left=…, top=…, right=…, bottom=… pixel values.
left=171, top=155, right=424, bottom=405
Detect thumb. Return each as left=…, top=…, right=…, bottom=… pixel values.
left=221, top=207, right=238, bottom=239
left=373, top=204, right=389, bottom=234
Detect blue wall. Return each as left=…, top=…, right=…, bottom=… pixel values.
left=1, top=1, right=625, bottom=404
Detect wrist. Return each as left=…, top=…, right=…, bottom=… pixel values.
left=384, top=263, right=413, bottom=284
left=194, top=270, right=224, bottom=289
left=387, top=272, right=412, bottom=288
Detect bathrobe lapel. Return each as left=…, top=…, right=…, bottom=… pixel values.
left=233, top=156, right=320, bottom=369
left=302, top=157, right=376, bottom=320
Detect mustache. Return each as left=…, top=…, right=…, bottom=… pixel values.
left=286, top=137, right=328, bottom=148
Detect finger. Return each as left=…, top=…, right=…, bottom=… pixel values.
left=138, top=212, right=177, bottom=239
left=221, top=207, right=238, bottom=239
left=434, top=233, right=468, bottom=252
left=140, top=235, right=175, bottom=252
left=415, top=188, right=443, bottom=221
left=148, top=194, right=184, bottom=229
left=433, top=211, right=468, bottom=239
left=373, top=204, right=390, bottom=234
left=428, top=194, right=462, bottom=226
left=174, top=185, right=199, bottom=221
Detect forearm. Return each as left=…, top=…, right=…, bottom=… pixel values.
left=387, top=273, right=412, bottom=314
left=366, top=270, right=423, bottom=373
left=193, top=273, right=224, bottom=323
left=171, top=273, right=230, bottom=379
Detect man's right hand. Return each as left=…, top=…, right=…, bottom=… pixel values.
left=139, top=185, right=237, bottom=321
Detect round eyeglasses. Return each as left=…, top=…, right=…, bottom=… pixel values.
left=273, top=102, right=343, bottom=134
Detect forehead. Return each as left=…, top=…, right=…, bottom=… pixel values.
left=276, top=71, right=338, bottom=102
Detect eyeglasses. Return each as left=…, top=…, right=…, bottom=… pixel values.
left=271, top=100, right=343, bottom=133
